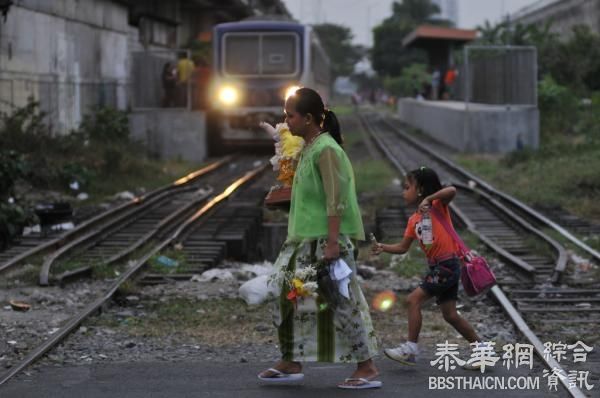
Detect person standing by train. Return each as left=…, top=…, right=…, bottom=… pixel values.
left=258, top=88, right=381, bottom=389
left=176, top=52, right=195, bottom=107
left=161, top=62, right=177, bottom=107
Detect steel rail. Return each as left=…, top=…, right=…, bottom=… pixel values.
left=53, top=186, right=216, bottom=285
left=38, top=187, right=196, bottom=285
left=380, top=116, right=600, bottom=262
left=0, top=156, right=234, bottom=275
left=362, top=113, right=586, bottom=398
left=0, top=162, right=267, bottom=387
left=455, top=183, right=568, bottom=280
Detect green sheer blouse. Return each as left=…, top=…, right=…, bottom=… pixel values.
left=287, top=132, right=365, bottom=241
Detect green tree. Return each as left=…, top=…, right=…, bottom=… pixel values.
left=551, top=25, right=600, bottom=93
left=388, top=0, right=440, bottom=23
left=476, top=20, right=505, bottom=44
left=313, top=23, right=362, bottom=78
left=371, top=0, right=440, bottom=77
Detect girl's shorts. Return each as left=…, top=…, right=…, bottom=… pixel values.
left=419, top=257, right=461, bottom=304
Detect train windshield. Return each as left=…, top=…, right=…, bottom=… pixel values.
left=223, top=32, right=299, bottom=77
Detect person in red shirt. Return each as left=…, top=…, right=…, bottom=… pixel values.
left=371, top=167, right=480, bottom=367
left=443, top=66, right=458, bottom=100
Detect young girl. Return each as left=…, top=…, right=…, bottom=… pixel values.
left=371, top=167, right=480, bottom=366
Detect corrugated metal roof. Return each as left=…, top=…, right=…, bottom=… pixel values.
left=403, top=25, right=477, bottom=47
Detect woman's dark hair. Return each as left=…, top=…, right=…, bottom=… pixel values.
left=292, top=87, right=343, bottom=146
left=405, top=167, right=443, bottom=198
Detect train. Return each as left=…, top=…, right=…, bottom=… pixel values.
left=208, top=19, right=331, bottom=154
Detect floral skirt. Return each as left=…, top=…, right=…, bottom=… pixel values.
left=270, top=236, right=378, bottom=363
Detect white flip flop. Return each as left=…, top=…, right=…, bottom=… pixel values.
left=337, top=377, right=383, bottom=389
left=258, top=368, right=305, bottom=382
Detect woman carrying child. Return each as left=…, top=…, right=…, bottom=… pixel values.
left=371, top=167, right=480, bottom=367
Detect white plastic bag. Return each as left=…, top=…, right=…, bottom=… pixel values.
left=239, top=275, right=279, bottom=305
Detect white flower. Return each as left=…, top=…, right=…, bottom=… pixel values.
left=295, top=265, right=317, bottom=281
left=302, top=281, right=318, bottom=294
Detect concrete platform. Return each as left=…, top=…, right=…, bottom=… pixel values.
left=396, top=99, right=539, bottom=153
left=1, top=355, right=570, bottom=397
left=129, top=109, right=207, bottom=163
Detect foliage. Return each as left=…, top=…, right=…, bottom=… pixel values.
left=549, top=25, right=600, bottom=93
left=0, top=150, right=26, bottom=196
left=78, top=107, right=130, bottom=144
left=371, top=0, right=440, bottom=77
left=475, top=20, right=538, bottom=46
left=0, top=100, right=51, bottom=155
left=537, top=75, right=579, bottom=135
left=0, top=150, right=36, bottom=247
left=0, top=103, right=45, bottom=247
left=313, top=23, right=363, bottom=79
left=383, top=63, right=429, bottom=97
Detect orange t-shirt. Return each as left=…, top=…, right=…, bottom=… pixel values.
left=444, top=69, right=457, bottom=86
left=404, top=199, right=457, bottom=260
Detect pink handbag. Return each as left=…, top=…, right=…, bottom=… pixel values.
left=430, top=207, right=497, bottom=296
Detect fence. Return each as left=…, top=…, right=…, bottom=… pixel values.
left=454, top=46, right=538, bottom=106
left=0, top=75, right=128, bottom=134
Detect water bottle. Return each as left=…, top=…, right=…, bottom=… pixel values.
left=421, top=212, right=433, bottom=248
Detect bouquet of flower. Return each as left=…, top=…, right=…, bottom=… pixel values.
left=271, top=259, right=346, bottom=311
left=260, top=122, right=304, bottom=187
left=285, top=265, right=318, bottom=305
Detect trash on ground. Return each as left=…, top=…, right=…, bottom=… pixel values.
left=9, top=300, right=31, bottom=312
left=155, top=255, right=179, bottom=268
left=239, top=274, right=279, bottom=305
left=50, top=222, right=75, bottom=231
left=22, top=225, right=42, bottom=236
left=114, top=191, right=135, bottom=201
left=191, top=268, right=234, bottom=282
left=34, top=202, right=73, bottom=225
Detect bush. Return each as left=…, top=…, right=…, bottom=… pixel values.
left=60, top=163, right=96, bottom=191
left=537, top=75, right=579, bottom=136
left=384, top=63, right=429, bottom=97
left=78, top=107, right=129, bottom=144
left=0, top=150, right=36, bottom=247
left=0, top=150, right=27, bottom=196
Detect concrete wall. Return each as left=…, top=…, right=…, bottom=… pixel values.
left=396, top=99, right=539, bottom=153
left=0, top=0, right=129, bottom=132
left=129, top=110, right=207, bottom=163
left=512, top=0, right=600, bottom=39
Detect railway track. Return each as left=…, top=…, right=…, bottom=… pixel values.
left=36, top=157, right=266, bottom=286
left=361, top=111, right=598, bottom=397
left=0, top=159, right=269, bottom=386
left=0, top=156, right=235, bottom=276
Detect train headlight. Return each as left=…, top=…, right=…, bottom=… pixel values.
left=285, top=85, right=302, bottom=100
left=218, top=86, right=239, bottom=105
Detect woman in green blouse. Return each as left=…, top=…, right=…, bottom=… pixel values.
left=258, top=88, right=381, bottom=389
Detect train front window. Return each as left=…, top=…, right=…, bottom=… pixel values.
left=224, top=36, right=260, bottom=75
left=223, top=33, right=299, bottom=77
left=261, top=35, right=296, bottom=75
